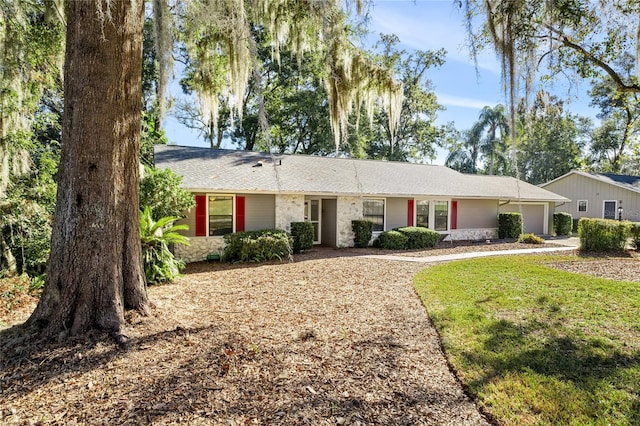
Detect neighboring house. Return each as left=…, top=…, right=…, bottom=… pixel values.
left=155, top=145, right=569, bottom=262
left=541, top=171, right=640, bottom=222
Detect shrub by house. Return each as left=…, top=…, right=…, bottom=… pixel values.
left=223, top=229, right=293, bottom=262
left=396, top=227, right=441, bottom=249
left=498, top=212, right=523, bottom=239
left=377, top=230, right=409, bottom=250
left=553, top=212, right=573, bottom=236
left=290, top=221, right=314, bottom=253
left=352, top=220, right=374, bottom=248
left=578, top=218, right=630, bottom=252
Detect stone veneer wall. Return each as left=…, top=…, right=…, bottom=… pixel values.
left=449, top=228, right=498, bottom=242
left=275, top=194, right=305, bottom=232
left=174, top=236, right=225, bottom=263
left=336, top=196, right=363, bottom=247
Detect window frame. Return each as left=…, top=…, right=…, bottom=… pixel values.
left=577, top=200, right=587, bottom=212
left=207, top=194, right=235, bottom=237
left=602, top=200, right=617, bottom=220
left=433, top=200, right=449, bottom=231
left=363, top=198, right=386, bottom=233
left=415, top=200, right=430, bottom=228
left=413, top=198, right=450, bottom=232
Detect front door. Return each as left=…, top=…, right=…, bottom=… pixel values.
left=603, top=201, right=617, bottom=220
left=305, top=199, right=321, bottom=244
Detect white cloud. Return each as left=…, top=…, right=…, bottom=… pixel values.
left=369, top=1, right=501, bottom=74
left=436, top=93, right=494, bottom=109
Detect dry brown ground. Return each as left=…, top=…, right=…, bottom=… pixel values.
left=1, top=242, right=637, bottom=425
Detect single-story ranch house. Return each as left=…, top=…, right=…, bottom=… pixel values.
left=155, top=145, right=569, bottom=262
left=541, top=170, right=640, bottom=222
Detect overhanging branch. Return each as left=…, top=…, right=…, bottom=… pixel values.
left=546, top=25, right=640, bottom=94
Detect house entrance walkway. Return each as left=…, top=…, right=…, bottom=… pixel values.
left=359, top=237, right=579, bottom=263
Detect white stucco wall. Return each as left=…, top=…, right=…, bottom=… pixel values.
left=449, top=228, right=498, bottom=241
left=174, top=236, right=225, bottom=263
left=336, top=196, right=363, bottom=247
left=275, top=194, right=305, bottom=232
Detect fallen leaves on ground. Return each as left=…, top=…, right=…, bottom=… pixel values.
left=0, top=241, right=634, bottom=425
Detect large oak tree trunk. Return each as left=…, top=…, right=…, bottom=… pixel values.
left=29, top=0, right=150, bottom=337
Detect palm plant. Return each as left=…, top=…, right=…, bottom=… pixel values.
left=446, top=129, right=482, bottom=173
left=474, top=105, right=509, bottom=175
left=139, top=206, right=190, bottom=285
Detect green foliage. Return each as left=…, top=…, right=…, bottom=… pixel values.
left=357, top=34, right=447, bottom=161
left=140, top=111, right=168, bottom=167
left=376, top=230, right=408, bottom=250
left=518, top=92, right=587, bottom=184
left=1, top=145, right=58, bottom=277
left=10, top=203, right=52, bottom=275
left=447, top=105, right=511, bottom=175
left=139, top=206, right=190, bottom=285
left=396, top=226, right=441, bottom=249
left=630, top=223, right=640, bottom=249
left=578, top=218, right=631, bottom=252
left=553, top=212, right=573, bottom=236
left=351, top=220, right=374, bottom=248
left=498, top=212, right=523, bottom=239
left=223, top=229, right=292, bottom=263
left=290, top=222, right=314, bottom=253
left=414, top=254, right=640, bottom=425
left=517, top=233, right=545, bottom=244
left=140, top=167, right=195, bottom=221
left=572, top=218, right=580, bottom=233
left=587, top=66, right=640, bottom=174
left=446, top=129, right=481, bottom=173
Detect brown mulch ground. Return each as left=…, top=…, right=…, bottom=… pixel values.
left=0, top=242, right=636, bottom=425
left=546, top=256, right=640, bottom=282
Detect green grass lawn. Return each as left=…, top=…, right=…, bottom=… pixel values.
left=414, top=255, right=640, bottom=425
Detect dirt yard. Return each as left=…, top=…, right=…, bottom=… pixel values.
left=1, top=242, right=637, bottom=425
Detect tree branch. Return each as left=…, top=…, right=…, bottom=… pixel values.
left=546, top=25, right=640, bottom=93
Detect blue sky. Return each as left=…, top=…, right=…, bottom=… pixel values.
left=163, top=0, right=598, bottom=164
left=369, top=1, right=505, bottom=130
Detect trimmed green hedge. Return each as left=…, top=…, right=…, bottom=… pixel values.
left=396, top=226, right=441, bottom=249
left=290, top=221, right=314, bottom=253
left=352, top=220, right=374, bottom=248
left=377, top=230, right=409, bottom=250
left=553, top=212, right=573, bottom=236
left=223, top=229, right=292, bottom=262
left=630, top=222, right=640, bottom=249
left=572, top=218, right=580, bottom=234
left=578, top=218, right=631, bottom=252
left=498, top=212, right=523, bottom=239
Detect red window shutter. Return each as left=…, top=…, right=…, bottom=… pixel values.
left=451, top=200, right=458, bottom=230
left=407, top=199, right=414, bottom=226
left=195, top=195, right=207, bottom=236
left=236, top=196, right=245, bottom=232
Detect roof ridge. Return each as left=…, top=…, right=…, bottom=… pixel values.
left=159, top=144, right=445, bottom=168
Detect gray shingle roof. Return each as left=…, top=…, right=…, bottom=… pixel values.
left=541, top=170, right=640, bottom=194
left=154, top=145, right=568, bottom=202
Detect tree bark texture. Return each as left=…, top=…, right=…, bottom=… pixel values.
left=29, top=0, right=149, bottom=337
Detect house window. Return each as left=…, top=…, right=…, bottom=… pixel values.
left=577, top=200, right=587, bottom=212
left=434, top=201, right=448, bottom=231
left=209, top=195, right=233, bottom=236
left=363, top=199, right=385, bottom=232
left=416, top=200, right=429, bottom=228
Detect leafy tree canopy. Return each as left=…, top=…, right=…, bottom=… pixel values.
left=518, top=91, right=589, bottom=184
left=140, top=167, right=195, bottom=221
left=587, top=53, right=640, bottom=173
left=350, top=34, right=448, bottom=161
